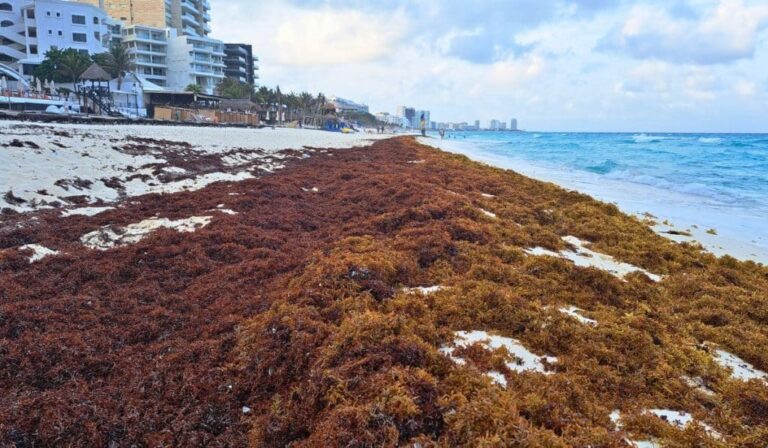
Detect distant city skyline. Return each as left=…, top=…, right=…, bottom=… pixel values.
left=211, top=0, right=768, bottom=133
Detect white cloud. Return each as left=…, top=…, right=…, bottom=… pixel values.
left=733, top=79, right=758, bottom=97
left=601, top=0, right=768, bottom=64
left=209, top=0, right=768, bottom=132
left=273, top=9, right=409, bottom=66
left=485, top=56, right=545, bottom=91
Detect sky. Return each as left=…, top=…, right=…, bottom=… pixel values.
left=210, top=0, right=768, bottom=132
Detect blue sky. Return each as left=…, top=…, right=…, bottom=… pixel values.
left=211, top=0, right=768, bottom=132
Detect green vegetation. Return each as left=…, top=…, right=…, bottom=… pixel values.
left=33, top=48, right=93, bottom=84
left=93, top=44, right=135, bottom=90
left=215, top=78, right=255, bottom=99
left=185, top=83, right=204, bottom=95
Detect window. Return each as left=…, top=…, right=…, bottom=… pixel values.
left=0, top=3, right=11, bottom=12
left=0, top=20, right=12, bottom=27
left=56, top=12, right=61, bottom=17
left=58, top=30, right=62, bottom=36
left=72, top=32, right=87, bottom=42
left=93, top=17, right=99, bottom=24
left=72, top=15, right=85, bottom=25
left=46, top=11, right=51, bottom=16
left=48, top=29, right=52, bottom=35
left=29, top=45, right=37, bottom=55
left=78, top=49, right=88, bottom=55
left=26, top=9, right=35, bottom=18
left=94, top=31, right=100, bottom=40
left=27, top=27, right=36, bottom=37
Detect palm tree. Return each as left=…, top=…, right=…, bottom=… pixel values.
left=56, top=49, right=92, bottom=84
left=185, top=84, right=203, bottom=95
left=95, top=44, right=134, bottom=90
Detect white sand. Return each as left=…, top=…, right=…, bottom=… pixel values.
left=441, top=330, right=557, bottom=387
left=559, top=306, right=598, bottom=326
left=61, top=206, right=115, bottom=217
left=526, top=236, right=663, bottom=282
left=712, top=349, right=768, bottom=382
left=81, top=216, right=212, bottom=250
left=610, top=409, right=721, bottom=444
left=19, top=244, right=59, bottom=262
left=479, top=209, right=497, bottom=219
left=681, top=375, right=715, bottom=396
left=402, top=286, right=444, bottom=295
left=1, top=121, right=387, bottom=212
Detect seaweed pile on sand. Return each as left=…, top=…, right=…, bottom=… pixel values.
left=1, top=137, right=767, bottom=446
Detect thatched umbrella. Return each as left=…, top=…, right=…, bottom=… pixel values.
left=81, top=63, right=112, bottom=82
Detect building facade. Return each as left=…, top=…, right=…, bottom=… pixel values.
left=78, top=0, right=210, bottom=37
left=122, top=24, right=168, bottom=86
left=223, top=43, right=257, bottom=85
left=329, top=96, right=369, bottom=114
left=375, top=112, right=407, bottom=127
left=166, top=32, right=224, bottom=93
left=510, top=118, right=518, bottom=131
left=1, top=0, right=110, bottom=75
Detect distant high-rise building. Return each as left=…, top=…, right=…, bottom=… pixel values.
left=224, top=43, right=258, bottom=85
left=489, top=119, right=500, bottom=131
left=474, top=120, right=480, bottom=129
left=499, top=122, right=507, bottom=130
left=510, top=118, right=518, bottom=131
left=404, top=107, right=416, bottom=127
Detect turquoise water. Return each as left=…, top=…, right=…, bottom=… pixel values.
left=432, top=131, right=768, bottom=262
left=449, top=132, right=768, bottom=212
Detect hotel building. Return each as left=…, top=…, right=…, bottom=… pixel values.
left=1, top=0, right=110, bottom=75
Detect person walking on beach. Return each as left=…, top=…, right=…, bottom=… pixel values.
left=420, top=113, right=426, bottom=137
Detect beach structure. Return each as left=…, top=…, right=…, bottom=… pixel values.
left=224, top=43, right=258, bottom=85
left=0, top=0, right=111, bottom=76
left=76, top=62, right=114, bottom=115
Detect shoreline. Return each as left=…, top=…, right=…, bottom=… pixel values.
left=2, top=133, right=767, bottom=446
left=420, top=136, right=768, bottom=265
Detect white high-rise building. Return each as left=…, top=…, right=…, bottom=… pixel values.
left=0, top=0, right=110, bottom=76
left=166, top=32, right=224, bottom=93
left=510, top=118, right=518, bottom=131
left=122, top=24, right=169, bottom=87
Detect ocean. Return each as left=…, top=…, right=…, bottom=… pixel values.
left=428, top=132, right=768, bottom=263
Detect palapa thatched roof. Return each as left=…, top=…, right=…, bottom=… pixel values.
left=220, top=98, right=261, bottom=112
left=81, top=63, right=112, bottom=81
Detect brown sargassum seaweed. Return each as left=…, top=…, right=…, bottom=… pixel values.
left=1, top=137, right=767, bottom=447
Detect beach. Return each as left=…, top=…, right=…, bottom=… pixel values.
left=2, top=127, right=767, bottom=446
